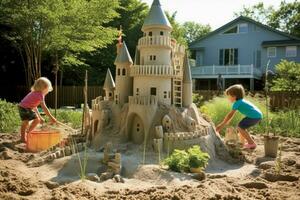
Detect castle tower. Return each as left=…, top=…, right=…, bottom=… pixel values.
left=132, top=0, right=174, bottom=105
left=182, top=53, right=193, bottom=107
left=114, top=41, right=133, bottom=105
left=103, top=68, right=115, bottom=101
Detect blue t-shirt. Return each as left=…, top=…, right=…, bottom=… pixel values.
left=232, top=99, right=263, bottom=119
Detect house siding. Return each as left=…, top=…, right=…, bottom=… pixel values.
left=190, top=19, right=292, bottom=72
left=262, top=45, right=300, bottom=72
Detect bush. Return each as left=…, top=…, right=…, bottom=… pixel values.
left=271, top=60, right=300, bottom=92
left=163, top=145, right=210, bottom=172
left=0, top=99, right=20, bottom=133
left=50, top=109, right=82, bottom=129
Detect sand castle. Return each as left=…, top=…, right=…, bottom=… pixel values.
left=89, top=0, right=230, bottom=161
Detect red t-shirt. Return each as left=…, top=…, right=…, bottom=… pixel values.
left=19, top=91, right=44, bottom=109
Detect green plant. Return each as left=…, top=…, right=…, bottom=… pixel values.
left=163, top=149, right=189, bottom=172
left=163, top=146, right=210, bottom=172
left=187, top=146, right=210, bottom=169
left=52, top=109, right=82, bottom=129
left=193, top=93, right=204, bottom=107
left=0, top=99, right=19, bottom=133
left=71, top=138, right=88, bottom=180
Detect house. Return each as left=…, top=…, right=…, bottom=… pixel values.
left=89, top=0, right=216, bottom=154
left=189, top=16, right=300, bottom=91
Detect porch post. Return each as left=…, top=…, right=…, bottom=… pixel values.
left=250, top=78, right=254, bottom=91
left=223, top=78, right=226, bottom=90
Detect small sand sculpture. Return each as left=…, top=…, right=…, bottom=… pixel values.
left=89, top=0, right=233, bottom=163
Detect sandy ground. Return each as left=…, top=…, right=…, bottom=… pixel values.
left=0, top=133, right=300, bottom=200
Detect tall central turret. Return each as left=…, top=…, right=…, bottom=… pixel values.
left=132, top=0, right=174, bottom=105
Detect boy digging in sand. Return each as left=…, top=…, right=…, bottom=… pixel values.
left=18, top=77, right=57, bottom=142
left=216, top=84, right=262, bottom=149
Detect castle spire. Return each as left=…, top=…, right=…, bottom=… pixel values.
left=142, top=0, right=172, bottom=31
left=114, top=41, right=133, bottom=65
left=183, top=53, right=192, bottom=83
left=103, top=68, right=115, bottom=90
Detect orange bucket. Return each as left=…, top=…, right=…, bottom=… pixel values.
left=26, top=130, right=61, bottom=152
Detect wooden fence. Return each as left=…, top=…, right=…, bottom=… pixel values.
left=13, top=86, right=104, bottom=108
left=193, top=90, right=300, bottom=110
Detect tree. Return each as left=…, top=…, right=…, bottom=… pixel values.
left=182, top=21, right=211, bottom=45
left=271, top=60, right=300, bottom=92
left=235, top=1, right=300, bottom=38
left=0, top=0, right=119, bottom=87
left=166, top=11, right=187, bottom=46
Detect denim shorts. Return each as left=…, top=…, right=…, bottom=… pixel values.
left=238, top=117, right=261, bottom=129
left=18, top=106, right=37, bottom=121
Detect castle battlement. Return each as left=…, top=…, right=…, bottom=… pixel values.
left=92, top=96, right=103, bottom=110
left=163, top=128, right=208, bottom=141
left=128, top=95, right=158, bottom=106
left=138, top=36, right=172, bottom=49
left=173, top=44, right=185, bottom=55
left=130, top=65, right=182, bottom=77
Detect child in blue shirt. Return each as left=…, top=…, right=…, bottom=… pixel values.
left=216, top=84, right=262, bottom=149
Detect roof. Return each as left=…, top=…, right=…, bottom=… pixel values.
left=262, top=39, right=300, bottom=47
left=103, top=68, right=115, bottom=90
left=114, top=41, right=133, bottom=65
left=183, top=53, right=192, bottom=83
left=142, top=0, right=172, bottom=31
left=190, top=16, right=300, bottom=49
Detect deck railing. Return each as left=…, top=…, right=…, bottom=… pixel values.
left=191, top=64, right=261, bottom=77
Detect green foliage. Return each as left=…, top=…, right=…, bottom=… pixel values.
left=0, top=0, right=120, bottom=85
left=165, top=11, right=187, bottom=46
left=163, top=149, right=189, bottom=172
left=199, top=96, right=269, bottom=135
left=235, top=1, right=300, bottom=37
left=163, top=146, right=210, bottom=172
left=0, top=99, right=19, bottom=133
left=271, top=60, right=300, bottom=92
left=53, top=109, right=82, bottom=129
left=187, top=146, right=210, bottom=169
left=182, top=21, right=211, bottom=45
left=192, top=93, right=205, bottom=107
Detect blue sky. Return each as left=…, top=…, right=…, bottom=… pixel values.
left=141, top=0, right=293, bottom=29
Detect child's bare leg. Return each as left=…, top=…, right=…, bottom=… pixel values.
left=20, top=120, right=29, bottom=142
left=237, top=127, right=255, bottom=145
left=27, top=118, right=40, bottom=133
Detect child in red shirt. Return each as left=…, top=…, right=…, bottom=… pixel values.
left=19, top=77, right=57, bottom=142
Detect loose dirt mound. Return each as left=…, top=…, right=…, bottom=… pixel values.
left=0, top=133, right=300, bottom=200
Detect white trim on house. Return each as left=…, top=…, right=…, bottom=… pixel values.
left=286, top=46, right=297, bottom=57
left=267, top=47, right=276, bottom=58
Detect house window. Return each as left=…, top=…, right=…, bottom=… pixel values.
left=117, top=68, right=120, bottom=75
left=267, top=47, right=276, bottom=58
left=122, top=68, right=126, bottom=76
left=223, top=26, right=238, bottom=34
left=238, top=23, right=248, bottom=33
left=150, top=87, right=157, bottom=96
left=223, top=23, right=248, bottom=34
left=160, top=31, right=164, bottom=36
left=286, top=46, right=297, bottom=57
left=219, top=48, right=238, bottom=65
left=149, top=31, right=152, bottom=36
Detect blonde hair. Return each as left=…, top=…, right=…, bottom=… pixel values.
left=225, top=84, right=245, bottom=100
left=31, top=77, right=53, bottom=92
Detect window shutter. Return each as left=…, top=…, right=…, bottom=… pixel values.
left=234, top=49, right=238, bottom=65
left=219, top=49, right=224, bottom=65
